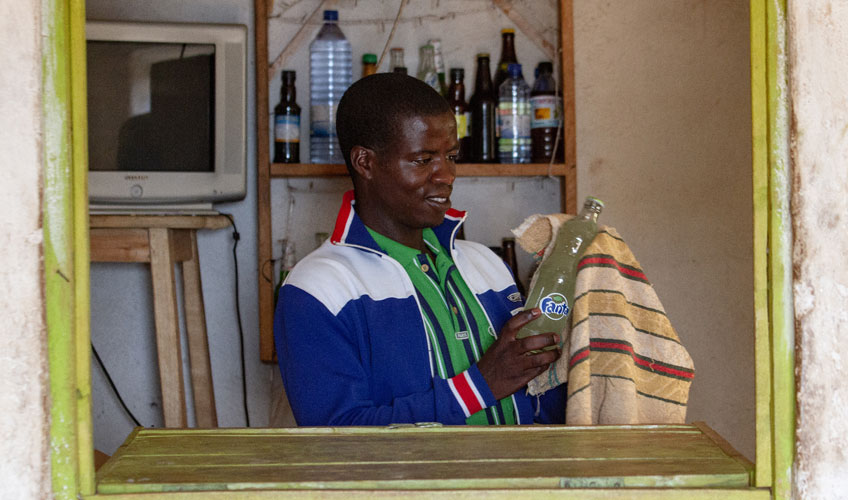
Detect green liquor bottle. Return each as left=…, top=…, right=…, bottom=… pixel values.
left=516, top=197, right=604, bottom=348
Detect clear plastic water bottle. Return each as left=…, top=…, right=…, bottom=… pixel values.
left=497, top=63, right=531, bottom=164
left=309, top=10, right=352, bottom=164
left=516, top=197, right=604, bottom=348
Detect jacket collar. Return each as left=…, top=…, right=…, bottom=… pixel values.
left=331, top=190, right=467, bottom=256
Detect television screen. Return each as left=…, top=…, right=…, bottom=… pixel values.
left=87, top=41, right=215, bottom=173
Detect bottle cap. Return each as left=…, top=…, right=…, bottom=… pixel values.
left=281, top=70, right=296, bottom=81
left=362, top=53, right=377, bottom=64
left=450, top=68, right=464, bottom=80
left=323, top=10, right=338, bottom=21
left=476, top=52, right=490, bottom=59
left=537, top=61, right=554, bottom=74
left=507, top=63, right=522, bottom=77
left=501, top=28, right=515, bottom=34
left=585, top=196, right=605, bottom=208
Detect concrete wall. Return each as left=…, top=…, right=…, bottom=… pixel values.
left=789, top=2, right=848, bottom=498
left=574, top=0, right=755, bottom=458
left=0, top=0, right=51, bottom=498
left=87, top=0, right=756, bottom=462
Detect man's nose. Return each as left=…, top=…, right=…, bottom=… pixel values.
left=432, top=155, right=456, bottom=185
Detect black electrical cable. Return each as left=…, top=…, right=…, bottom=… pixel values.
left=221, top=213, right=251, bottom=427
left=91, top=343, right=142, bottom=427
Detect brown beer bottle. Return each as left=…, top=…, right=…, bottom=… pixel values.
left=469, top=54, right=497, bottom=163
left=273, top=70, right=300, bottom=163
left=361, top=53, right=377, bottom=78
left=494, top=28, right=518, bottom=92
left=447, top=68, right=471, bottom=163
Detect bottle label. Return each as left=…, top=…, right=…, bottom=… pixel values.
left=539, top=292, right=570, bottom=320
left=497, top=102, right=531, bottom=139
left=311, top=104, right=336, bottom=137
left=454, top=112, right=470, bottom=139
left=421, top=71, right=440, bottom=92
left=530, top=95, right=561, bottom=129
left=275, top=115, right=300, bottom=143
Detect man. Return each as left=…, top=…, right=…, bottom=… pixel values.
left=274, top=73, right=565, bottom=426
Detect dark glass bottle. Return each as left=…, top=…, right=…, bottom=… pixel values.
left=530, top=61, right=564, bottom=163
left=469, top=53, right=497, bottom=163
left=273, top=70, right=300, bottom=163
left=390, top=47, right=407, bottom=75
left=493, top=28, right=518, bottom=92
left=502, top=237, right=526, bottom=297
left=447, top=68, right=471, bottom=163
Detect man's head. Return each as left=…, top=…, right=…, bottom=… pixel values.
left=336, top=73, right=459, bottom=249
left=336, top=73, right=452, bottom=174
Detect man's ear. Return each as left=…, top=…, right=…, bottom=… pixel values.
left=349, top=146, right=377, bottom=180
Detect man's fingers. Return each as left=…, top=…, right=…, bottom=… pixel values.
left=502, top=308, right=542, bottom=340
left=518, top=332, right=560, bottom=353
left=524, top=349, right=560, bottom=371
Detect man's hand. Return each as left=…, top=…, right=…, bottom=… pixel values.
left=476, top=308, right=561, bottom=401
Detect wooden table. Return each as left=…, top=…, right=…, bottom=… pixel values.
left=90, top=214, right=231, bottom=428
left=94, top=424, right=767, bottom=498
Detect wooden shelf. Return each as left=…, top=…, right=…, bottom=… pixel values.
left=270, top=162, right=571, bottom=178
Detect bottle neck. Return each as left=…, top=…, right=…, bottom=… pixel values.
left=474, top=59, right=492, bottom=93
left=499, top=34, right=517, bottom=64
left=449, top=81, right=465, bottom=103
left=281, top=82, right=296, bottom=102
left=577, top=206, right=601, bottom=223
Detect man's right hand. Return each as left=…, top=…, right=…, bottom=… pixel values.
left=476, top=308, right=561, bottom=401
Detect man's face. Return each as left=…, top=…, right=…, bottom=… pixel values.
left=366, top=112, right=459, bottom=241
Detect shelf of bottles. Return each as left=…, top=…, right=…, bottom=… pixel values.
left=269, top=162, right=568, bottom=178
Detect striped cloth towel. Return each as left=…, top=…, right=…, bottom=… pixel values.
left=512, top=214, right=695, bottom=425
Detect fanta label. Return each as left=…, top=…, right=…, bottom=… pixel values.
left=539, top=293, right=570, bottom=321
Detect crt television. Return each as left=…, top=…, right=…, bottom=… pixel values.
left=86, top=20, right=247, bottom=212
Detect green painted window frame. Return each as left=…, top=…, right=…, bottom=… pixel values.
left=43, top=0, right=793, bottom=498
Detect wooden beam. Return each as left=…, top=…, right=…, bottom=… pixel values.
left=492, top=0, right=556, bottom=60
left=749, top=0, right=772, bottom=489
left=182, top=233, right=218, bottom=428
left=90, top=214, right=230, bottom=230
left=89, top=228, right=151, bottom=262
left=148, top=228, right=187, bottom=427
left=256, top=0, right=276, bottom=362
left=559, top=0, right=577, bottom=214
left=267, top=0, right=326, bottom=82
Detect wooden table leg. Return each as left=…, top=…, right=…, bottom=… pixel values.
left=148, top=227, right=187, bottom=427
left=181, top=230, right=218, bottom=428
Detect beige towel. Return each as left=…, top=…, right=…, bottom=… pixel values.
left=513, top=214, right=695, bottom=425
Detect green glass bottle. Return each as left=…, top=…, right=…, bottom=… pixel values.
left=516, top=196, right=604, bottom=348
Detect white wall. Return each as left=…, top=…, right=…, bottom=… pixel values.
left=575, top=0, right=755, bottom=459
left=0, top=0, right=51, bottom=498
left=87, top=0, right=756, bottom=463
left=86, top=0, right=267, bottom=454
left=789, top=2, right=848, bottom=498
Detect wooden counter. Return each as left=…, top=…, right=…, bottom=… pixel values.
left=94, top=423, right=767, bottom=498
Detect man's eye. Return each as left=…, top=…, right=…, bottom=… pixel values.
left=447, top=154, right=459, bottom=162
left=413, top=157, right=432, bottom=165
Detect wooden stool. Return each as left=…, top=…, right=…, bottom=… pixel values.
left=90, top=214, right=231, bottom=428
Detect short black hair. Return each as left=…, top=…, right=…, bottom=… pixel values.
left=336, top=72, right=452, bottom=173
